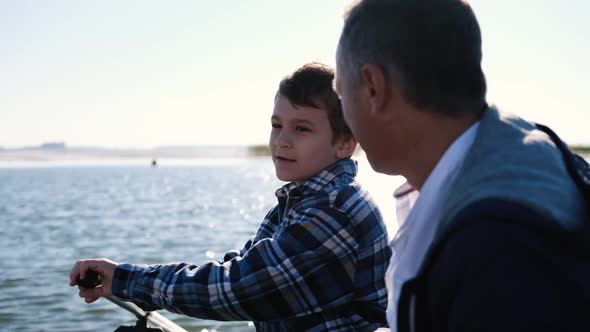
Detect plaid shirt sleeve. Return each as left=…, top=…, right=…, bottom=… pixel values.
left=111, top=205, right=365, bottom=321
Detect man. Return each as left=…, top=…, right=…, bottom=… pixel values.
left=334, top=0, right=590, bottom=331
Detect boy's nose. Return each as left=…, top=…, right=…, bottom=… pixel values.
left=278, top=141, right=291, bottom=149
left=274, top=132, right=292, bottom=149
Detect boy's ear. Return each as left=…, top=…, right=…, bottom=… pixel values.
left=335, top=135, right=358, bottom=159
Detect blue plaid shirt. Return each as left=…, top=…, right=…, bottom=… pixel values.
left=112, top=158, right=391, bottom=331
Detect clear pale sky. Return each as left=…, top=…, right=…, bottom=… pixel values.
left=1, top=0, right=588, bottom=149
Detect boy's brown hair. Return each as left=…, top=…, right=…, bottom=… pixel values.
left=277, top=62, right=353, bottom=143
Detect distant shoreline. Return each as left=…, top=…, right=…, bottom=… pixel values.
left=571, top=146, right=590, bottom=156
left=0, top=144, right=587, bottom=163
left=0, top=145, right=272, bottom=163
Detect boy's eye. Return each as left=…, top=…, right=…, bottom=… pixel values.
left=295, top=126, right=310, bottom=132
left=271, top=123, right=281, bottom=129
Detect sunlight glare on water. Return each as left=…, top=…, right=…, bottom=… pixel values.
left=0, top=157, right=401, bottom=332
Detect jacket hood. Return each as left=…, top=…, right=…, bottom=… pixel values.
left=437, top=106, right=588, bottom=237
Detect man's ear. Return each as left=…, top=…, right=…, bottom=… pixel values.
left=336, top=135, right=358, bottom=159
left=360, top=64, right=391, bottom=116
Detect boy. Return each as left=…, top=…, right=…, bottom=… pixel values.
left=70, top=63, right=391, bottom=331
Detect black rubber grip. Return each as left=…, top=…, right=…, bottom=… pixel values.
left=76, top=270, right=102, bottom=289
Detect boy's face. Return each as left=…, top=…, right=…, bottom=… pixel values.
left=270, top=95, right=347, bottom=186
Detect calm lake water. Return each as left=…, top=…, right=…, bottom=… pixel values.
left=0, top=158, right=400, bottom=332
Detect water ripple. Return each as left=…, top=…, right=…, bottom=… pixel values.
left=0, top=160, right=277, bottom=331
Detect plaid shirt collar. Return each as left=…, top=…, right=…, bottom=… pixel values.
left=275, top=158, right=358, bottom=198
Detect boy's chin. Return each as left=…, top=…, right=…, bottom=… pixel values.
left=276, top=175, right=295, bottom=183
left=275, top=172, right=304, bottom=184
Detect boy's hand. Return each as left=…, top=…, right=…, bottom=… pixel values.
left=69, top=258, right=118, bottom=303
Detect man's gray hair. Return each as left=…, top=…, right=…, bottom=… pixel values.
left=338, top=0, right=487, bottom=115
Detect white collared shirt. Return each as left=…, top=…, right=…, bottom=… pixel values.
left=385, top=122, right=480, bottom=331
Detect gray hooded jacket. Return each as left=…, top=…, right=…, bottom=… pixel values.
left=398, top=107, right=590, bottom=332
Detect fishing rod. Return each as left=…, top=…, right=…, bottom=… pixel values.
left=77, top=271, right=189, bottom=332
left=106, top=296, right=189, bottom=332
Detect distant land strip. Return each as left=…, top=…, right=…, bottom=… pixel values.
left=0, top=143, right=588, bottom=161
left=0, top=145, right=260, bottom=161
left=571, top=146, right=590, bottom=155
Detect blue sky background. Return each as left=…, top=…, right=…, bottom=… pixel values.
left=1, top=0, right=588, bottom=148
